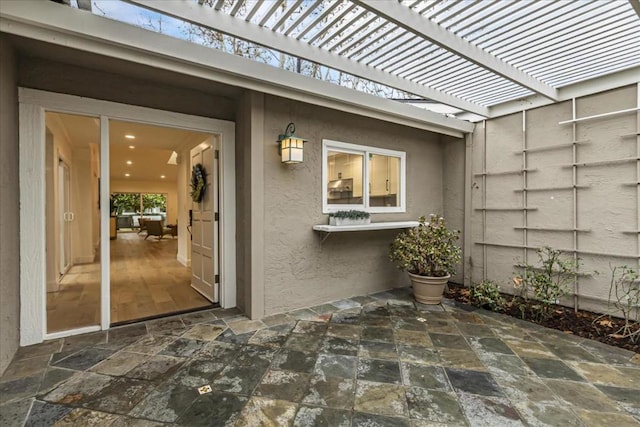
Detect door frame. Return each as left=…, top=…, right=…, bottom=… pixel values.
left=57, top=159, right=71, bottom=278
left=18, top=88, right=236, bottom=346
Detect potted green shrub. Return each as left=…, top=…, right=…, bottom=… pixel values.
left=389, top=214, right=462, bottom=304
left=329, top=210, right=371, bottom=226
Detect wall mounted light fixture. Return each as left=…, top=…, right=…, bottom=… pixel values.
left=277, top=122, right=307, bottom=164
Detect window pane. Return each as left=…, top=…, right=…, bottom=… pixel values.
left=327, top=150, right=363, bottom=206
left=369, top=154, right=401, bottom=207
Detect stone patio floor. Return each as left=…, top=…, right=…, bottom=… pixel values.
left=1, top=287, right=639, bottom=426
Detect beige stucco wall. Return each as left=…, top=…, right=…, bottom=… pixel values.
left=260, top=95, right=448, bottom=315
left=234, top=91, right=266, bottom=317
left=469, top=85, right=639, bottom=314
left=0, top=35, right=20, bottom=374
left=442, top=136, right=467, bottom=284
left=18, top=56, right=237, bottom=121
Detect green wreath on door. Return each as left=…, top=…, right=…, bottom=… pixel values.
left=190, top=163, right=207, bottom=203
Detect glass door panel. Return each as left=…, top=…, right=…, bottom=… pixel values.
left=45, top=112, right=102, bottom=333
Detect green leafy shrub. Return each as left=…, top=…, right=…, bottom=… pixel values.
left=328, top=210, right=370, bottom=220
left=513, top=246, right=580, bottom=322
left=470, top=281, right=506, bottom=311
left=389, top=214, right=461, bottom=277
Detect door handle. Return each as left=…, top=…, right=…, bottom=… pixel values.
left=68, top=212, right=75, bottom=221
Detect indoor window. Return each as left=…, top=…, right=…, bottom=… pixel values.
left=322, top=140, right=406, bottom=214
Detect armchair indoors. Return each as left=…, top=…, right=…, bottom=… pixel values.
left=138, top=217, right=147, bottom=234
left=144, top=220, right=174, bottom=240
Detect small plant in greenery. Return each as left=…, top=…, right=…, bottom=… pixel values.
left=513, top=246, right=580, bottom=322
left=328, top=210, right=370, bottom=220
left=594, top=266, right=639, bottom=343
left=389, top=214, right=461, bottom=277
left=470, top=281, right=506, bottom=311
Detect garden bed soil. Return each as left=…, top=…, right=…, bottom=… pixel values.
left=445, top=283, right=639, bottom=354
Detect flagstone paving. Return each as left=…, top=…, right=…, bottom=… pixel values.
left=1, top=288, right=639, bottom=426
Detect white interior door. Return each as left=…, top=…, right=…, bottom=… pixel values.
left=190, top=138, right=219, bottom=302
left=58, top=160, right=72, bottom=276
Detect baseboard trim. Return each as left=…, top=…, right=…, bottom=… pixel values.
left=177, top=254, right=191, bottom=267
left=73, top=256, right=95, bottom=264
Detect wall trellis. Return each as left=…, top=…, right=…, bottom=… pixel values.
left=472, top=83, right=640, bottom=313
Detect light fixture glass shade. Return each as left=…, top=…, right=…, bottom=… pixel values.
left=281, top=136, right=305, bottom=163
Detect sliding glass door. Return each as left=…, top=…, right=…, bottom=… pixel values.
left=45, top=112, right=102, bottom=333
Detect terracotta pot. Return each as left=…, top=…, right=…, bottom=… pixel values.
left=408, top=272, right=450, bottom=305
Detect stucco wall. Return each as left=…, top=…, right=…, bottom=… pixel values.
left=261, top=95, right=447, bottom=315
left=235, top=95, right=249, bottom=313
left=234, top=91, right=266, bottom=317
left=18, top=56, right=237, bottom=121
left=0, top=35, right=20, bottom=374
left=442, top=136, right=467, bottom=285
left=470, top=85, right=639, bottom=314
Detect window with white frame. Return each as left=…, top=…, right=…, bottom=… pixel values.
left=322, top=140, right=406, bottom=214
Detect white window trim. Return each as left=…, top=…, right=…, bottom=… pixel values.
left=322, top=139, right=407, bottom=214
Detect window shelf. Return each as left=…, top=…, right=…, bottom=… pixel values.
left=313, top=221, right=419, bottom=242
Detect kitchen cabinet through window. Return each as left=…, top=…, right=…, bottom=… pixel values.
left=322, top=140, right=406, bottom=214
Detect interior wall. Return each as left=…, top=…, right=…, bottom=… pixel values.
left=45, top=116, right=98, bottom=266
left=469, top=85, right=639, bottom=314
left=71, top=146, right=97, bottom=263
left=261, top=95, right=446, bottom=316
left=177, top=148, right=190, bottom=266
left=45, top=129, right=57, bottom=291
left=110, top=180, right=178, bottom=225
left=0, top=35, right=19, bottom=374
left=91, top=144, right=100, bottom=248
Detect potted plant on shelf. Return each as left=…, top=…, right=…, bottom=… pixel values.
left=329, top=210, right=371, bottom=226
left=389, top=214, right=462, bottom=304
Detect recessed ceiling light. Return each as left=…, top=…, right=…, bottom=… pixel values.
left=124, top=173, right=130, bottom=177
left=128, top=145, right=135, bottom=149
left=125, top=134, right=135, bottom=139
left=160, top=175, right=166, bottom=179
left=126, top=160, right=132, bottom=165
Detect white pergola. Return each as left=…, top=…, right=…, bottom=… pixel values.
left=127, top=0, right=640, bottom=121
left=1, top=0, right=639, bottom=133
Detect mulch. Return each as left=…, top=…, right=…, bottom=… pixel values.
left=445, top=283, right=639, bottom=354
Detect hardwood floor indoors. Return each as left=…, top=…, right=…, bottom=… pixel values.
left=46, top=231, right=211, bottom=333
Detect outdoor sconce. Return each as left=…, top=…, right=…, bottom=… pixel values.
left=277, top=122, right=307, bottom=164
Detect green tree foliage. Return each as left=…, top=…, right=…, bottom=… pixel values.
left=111, top=193, right=141, bottom=214
left=142, top=194, right=167, bottom=212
